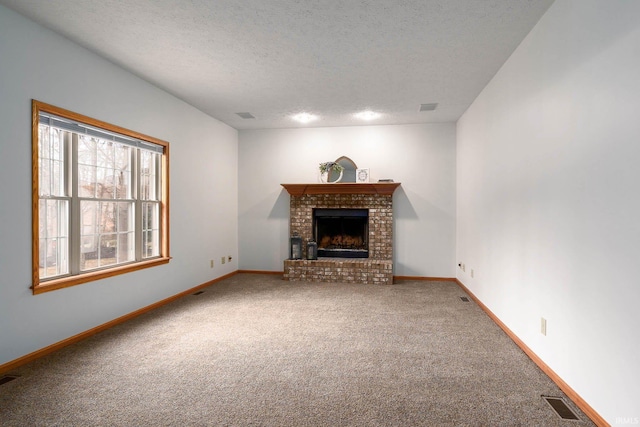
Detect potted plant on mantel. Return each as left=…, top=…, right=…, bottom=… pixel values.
left=319, top=161, right=344, bottom=183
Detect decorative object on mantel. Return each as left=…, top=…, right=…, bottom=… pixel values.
left=378, top=179, right=394, bottom=182
left=290, top=233, right=302, bottom=259
left=319, top=161, right=344, bottom=183
left=307, top=239, right=318, bottom=260
left=333, top=156, right=358, bottom=182
left=356, top=168, right=370, bottom=183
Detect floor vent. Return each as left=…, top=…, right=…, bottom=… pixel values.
left=460, top=296, right=470, bottom=302
left=193, top=291, right=205, bottom=295
left=543, top=396, right=579, bottom=420
left=0, top=375, right=19, bottom=386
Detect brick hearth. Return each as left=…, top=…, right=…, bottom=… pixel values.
left=283, top=258, right=393, bottom=284
left=281, top=183, right=400, bottom=285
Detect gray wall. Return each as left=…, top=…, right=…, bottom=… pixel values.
left=238, top=124, right=456, bottom=277
left=0, top=5, right=239, bottom=366
left=456, top=0, right=640, bottom=422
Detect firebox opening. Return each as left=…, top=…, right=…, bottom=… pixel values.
left=313, top=208, right=369, bottom=258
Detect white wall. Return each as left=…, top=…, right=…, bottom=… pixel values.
left=456, top=0, right=640, bottom=423
left=238, top=124, right=456, bottom=277
left=0, top=5, right=238, bottom=366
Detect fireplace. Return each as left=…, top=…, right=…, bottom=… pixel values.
left=314, top=208, right=368, bottom=258
left=281, top=182, right=400, bottom=285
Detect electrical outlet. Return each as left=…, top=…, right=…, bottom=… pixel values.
left=470, top=269, right=474, bottom=278
left=210, top=259, right=214, bottom=268
left=221, top=256, right=226, bottom=265
left=541, top=317, right=547, bottom=336
left=462, top=263, right=466, bottom=272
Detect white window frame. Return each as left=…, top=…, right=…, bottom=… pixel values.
left=32, top=100, right=170, bottom=294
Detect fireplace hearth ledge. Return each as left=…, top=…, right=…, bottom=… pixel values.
left=284, top=258, right=393, bottom=285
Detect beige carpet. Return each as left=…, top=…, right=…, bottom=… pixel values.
left=0, top=273, right=595, bottom=426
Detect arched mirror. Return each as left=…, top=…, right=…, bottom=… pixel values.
left=329, top=156, right=358, bottom=183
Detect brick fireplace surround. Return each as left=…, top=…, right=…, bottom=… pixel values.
left=281, top=183, right=400, bottom=285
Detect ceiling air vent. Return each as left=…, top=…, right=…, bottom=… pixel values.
left=236, top=112, right=255, bottom=119
left=419, top=103, right=438, bottom=112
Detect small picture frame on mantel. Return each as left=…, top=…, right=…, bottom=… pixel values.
left=356, top=168, right=370, bottom=183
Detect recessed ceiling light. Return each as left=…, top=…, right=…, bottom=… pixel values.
left=292, top=112, right=318, bottom=124
left=354, top=110, right=381, bottom=121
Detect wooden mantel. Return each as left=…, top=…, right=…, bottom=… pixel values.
left=281, top=182, right=401, bottom=196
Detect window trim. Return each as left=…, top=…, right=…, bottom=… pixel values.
left=32, top=100, right=170, bottom=294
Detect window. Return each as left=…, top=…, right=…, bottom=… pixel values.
left=32, top=100, right=170, bottom=294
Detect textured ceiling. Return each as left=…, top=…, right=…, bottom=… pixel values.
left=0, top=0, right=554, bottom=130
